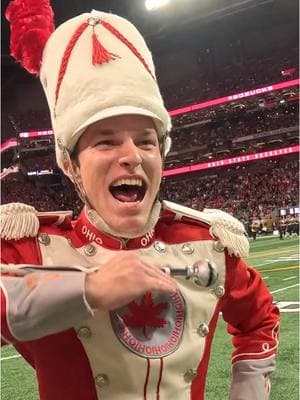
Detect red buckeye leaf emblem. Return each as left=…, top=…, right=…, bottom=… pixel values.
left=123, top=292, right=168, bottom=339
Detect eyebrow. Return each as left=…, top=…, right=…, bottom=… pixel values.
left=96, top=128, right=156, bottom=136
left=96, top=129, right=115, bottom=136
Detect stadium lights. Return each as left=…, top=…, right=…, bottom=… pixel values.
left=145, top=0, right=170, bottom=11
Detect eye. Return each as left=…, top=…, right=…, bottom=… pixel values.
left=138, top=139, right=157, bottom=149
left=95, top=140, right=116, bottom=148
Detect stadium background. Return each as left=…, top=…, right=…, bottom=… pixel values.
left=1, top=0, right=299, bottom=399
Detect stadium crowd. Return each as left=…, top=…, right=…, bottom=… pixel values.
left=161, top=157, right=299, bottom=222
left=162, top=46, right=298, bottom=108
left=1, top=156, right=299, bottom=229
left=170, top=104, right=298, bottom=153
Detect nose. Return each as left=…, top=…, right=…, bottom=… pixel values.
left=118, top=138, right=142, bottom=169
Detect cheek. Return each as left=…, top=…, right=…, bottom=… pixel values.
left=149, top=157, right=163, bottom=186
left=77, top=158, right=101, bottom=189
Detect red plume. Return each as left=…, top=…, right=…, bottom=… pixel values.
left=5, top=0, right=55, bottom=75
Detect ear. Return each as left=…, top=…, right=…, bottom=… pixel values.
left=62, top=159, right=81, bottom=184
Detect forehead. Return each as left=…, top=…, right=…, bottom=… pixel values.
left=81, top=114, right=157, bottom=140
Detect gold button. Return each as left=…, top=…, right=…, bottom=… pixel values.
left=38, top=233, right=51, bottom=246
left=154, top=241, right=166, bottom=253
left=197, top=323, right=209, bottom=337
left=184, top=369, right=197, bottom=382
left=95, top=374, right=109, bottom=388
left=214, top=285, right=225, bottom=298
left=77, top=326, right=92, bottom=339
left=182, top=243, right=194, bottom=254
left=84, top=244, right=96, bottom=256
left=213, top=240, right=225, bottom=252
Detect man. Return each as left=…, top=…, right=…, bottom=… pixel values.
left=1, top=2, right=279, bottom=399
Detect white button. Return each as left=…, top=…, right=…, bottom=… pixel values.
left=182, top=243, right=194, bottom=254
left=213, top=240, right=225, bottom=252
left=197, top=323, right=209, bottom=337
left=38, top=233, right=51, bottom=246
left=84, top=244, right=96, bottom=256
left=95, top=374, right=109, bottom=388
left=154, top=241, right=166, bottom=253
left=77, top=326, right=92, bottom=339
left=184, top=369, right=197, bottom=382
left=214, top=285, right=225, bottom=298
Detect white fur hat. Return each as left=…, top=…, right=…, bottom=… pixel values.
left=37, top=9, right=172, bottom=170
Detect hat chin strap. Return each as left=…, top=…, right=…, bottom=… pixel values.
left=63, top=148, right=90, bottom=206
left=64, top=148, right=162, bottom=239
left=87, top=199, right=161, bottom=239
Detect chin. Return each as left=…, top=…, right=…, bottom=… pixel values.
left=109, top=215, right=148, bottom=237
left=117, top=218, right=146, bottom=234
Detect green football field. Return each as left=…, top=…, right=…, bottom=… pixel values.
left=1, top=236, right=299, bottom=399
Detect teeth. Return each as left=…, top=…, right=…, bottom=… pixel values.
left=112, top=178, right=143, bottom=187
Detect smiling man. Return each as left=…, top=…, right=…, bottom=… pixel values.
left=1, top=2, right=279, bottom=400
left=71, top=115, right=163, bottom=237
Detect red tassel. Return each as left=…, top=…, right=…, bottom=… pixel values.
left=92, top=31, right=116, bottom=65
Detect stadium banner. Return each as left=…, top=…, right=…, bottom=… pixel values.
left=163, top=145, right=300, bottom=177
left=168, top=78, right=299, bottom=117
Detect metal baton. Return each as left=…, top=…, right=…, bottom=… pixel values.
left=161, top=260, right=218, bottom=287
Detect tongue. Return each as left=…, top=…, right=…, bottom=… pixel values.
left=112, top=187, right=139, bottom=203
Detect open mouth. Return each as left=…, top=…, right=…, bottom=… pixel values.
left=109, top=178, right=147, bottom=203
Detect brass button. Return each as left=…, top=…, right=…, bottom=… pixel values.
left=182, top=243, right=194, bottom=254
left=154, top=241, right=166, bottom=253
left=77, top=326, right=92, bottom=339
left=38, top=233, right=51, bottom=246
left=213, top=240, right=225, bottom=252
left=197, top=323, right=209, bottom=337
left=95, top=374, right=109, bottom=388
left=184, top=369, right=197, bottom=382
left=214, top=285, right=225, bottom=298
left=84, top=244, right=96, bottom=256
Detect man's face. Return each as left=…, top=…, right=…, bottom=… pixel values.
left=73, top=115, right=163, bottom=235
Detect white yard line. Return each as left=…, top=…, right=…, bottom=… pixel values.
left=283, top=276, right=297, bottom=281
left=262, top=276, right=269, bottom=280
left=253, top=257, right=299, bottom=268
left=254, top=260, right=279, bottom=267
left=271, top=283, right=300, bottom=294
left=0, top=354, right=21, bottom=361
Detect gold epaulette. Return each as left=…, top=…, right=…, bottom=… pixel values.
left=163, top=200, right=249, bottom=258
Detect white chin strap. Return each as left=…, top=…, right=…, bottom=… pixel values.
left=87, top=199, right=162, bottom=239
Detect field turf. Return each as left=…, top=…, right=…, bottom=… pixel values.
left=1, top=235, right=299, bottom=399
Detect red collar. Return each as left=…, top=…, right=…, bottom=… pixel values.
left=73, top=209, right=156, bottom=250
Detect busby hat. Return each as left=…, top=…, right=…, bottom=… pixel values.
left=6, top=1, right=172, bottom=171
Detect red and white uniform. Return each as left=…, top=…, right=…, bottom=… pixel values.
left=1, top=202, right=279, bottom=400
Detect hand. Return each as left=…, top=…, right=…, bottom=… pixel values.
left=85, top=252, right=177, bottom=311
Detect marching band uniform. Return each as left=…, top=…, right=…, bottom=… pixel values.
left=1, top=201, right=279, bottom=400
left=2, top=3, right=279, bottom=399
